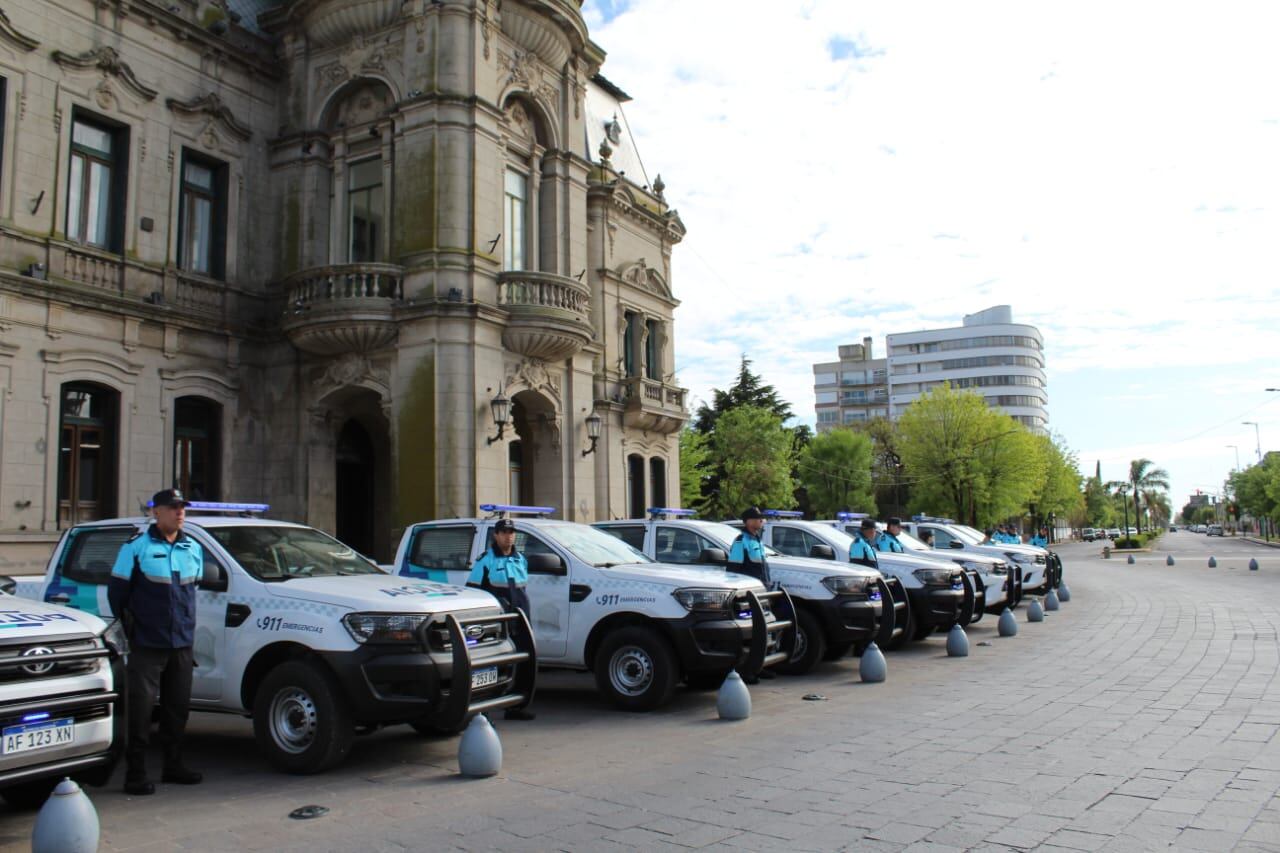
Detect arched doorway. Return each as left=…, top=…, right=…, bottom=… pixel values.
left=509, top=390, right=563, bottom=513
left=336, top=419, right=375, bottom=558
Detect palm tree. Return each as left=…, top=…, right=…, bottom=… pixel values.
left=1129, top=459, right=1170, bottom=534
left=1143, top=489, right=1171, bottom=528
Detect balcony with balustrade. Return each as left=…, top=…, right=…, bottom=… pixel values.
left=620, top=376, right=688, bottom=435
left=496, top=271, right=593, bottom=361
left=280, top=263, right=404, bottom=354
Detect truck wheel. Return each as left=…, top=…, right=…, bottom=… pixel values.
left=253, top=660, right=354, bottom=774
left=594, top=626, right=678, bottom=711
left=775, top=607, right=826, bottom=675
left=912, top=617, right=936, bottom=641
left=824, top=642, right=854, bottom=661
left=888, top=605, right=913, bottom=650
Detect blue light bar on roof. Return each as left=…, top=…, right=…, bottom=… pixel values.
left=647, top=507, right=696, bottom=518
left=836, top=511, right=869, bottom=521
left=912, top=514, right=955, bottom=524
left=479, top=503, right=556, bottom=516
left=763, top=510, right=804, bottom=518
left=148, top=501, right=269, bottom=513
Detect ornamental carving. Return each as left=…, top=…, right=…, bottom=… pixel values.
left=504, top=358, right=561, bottom=404
left=52, top=46, right=158, bottom=102
left=312, top=353, right=390, bottom=402
left=0, top=7, right=39, bottom=52
left=166, top=92, right=252, bottom=141
left=618, top=258, right=672, bottom=299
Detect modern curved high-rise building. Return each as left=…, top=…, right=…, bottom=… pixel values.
left=886, top=306, right=1048, bottom=432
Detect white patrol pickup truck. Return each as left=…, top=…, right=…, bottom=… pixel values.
left=819, top=515, right=1022, bottom=612
left=392, top=505, right=795, bottom=711
left=901, top=516, right=1059, bottom=594
left=594, top=509, right=901, bottom=674
left=30, top=503, right=535, bottom=774
left=0, top=577, right=125, bottom=808
left=729, top=512, right=987, bottom=645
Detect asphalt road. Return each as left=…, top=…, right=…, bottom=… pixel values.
left=4, top=535, right=1280, bottom=852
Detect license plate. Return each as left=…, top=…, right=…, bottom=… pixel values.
left=471, top=667, right=498, bottom=688
left=2, top=719, right=74, bottom=755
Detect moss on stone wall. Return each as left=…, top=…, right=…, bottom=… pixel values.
left=397, top=354, right=437, bottom=527
left=395, top=141, right=436, bottom=256
left=282, top=191, right=300, bottom=274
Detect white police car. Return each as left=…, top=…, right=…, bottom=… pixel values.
left=729, top=512, right=987, bottom=645
left=900, top=517, right=1058, bottom=594
left=819, top=515, right=1021, bottom=612
left=393, top=505, right=795, bottom=711
left=33, top=503, right=535, bottom=774
left=0, top=577, right=125, bottom=808
left=594, top=509, right=900, bottom=674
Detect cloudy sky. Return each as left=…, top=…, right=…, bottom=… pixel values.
left=583, top=0, right=1280, bottom=512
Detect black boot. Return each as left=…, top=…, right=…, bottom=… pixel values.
left=161, top=762, right=203, bottom=785
left=123, top=769, right=155, bottom=796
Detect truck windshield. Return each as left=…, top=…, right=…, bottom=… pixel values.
left=894, top=530, right=931, bottom=551
left=797, top=521, right=854, bottom=552
left=951, top=525, right=987, bottom=544
left=538, top=523, right=652, bottom=567
left=208, top=525, right=383, bottom=581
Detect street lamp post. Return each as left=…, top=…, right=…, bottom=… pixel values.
left=1243, top=421, right=1262, bottom=462
left=1227, top=445, right=1240, bottom=471
left=1117, top=484, right=1130, bottom=544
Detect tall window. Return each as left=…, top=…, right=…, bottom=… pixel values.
left=623, top=311, right=637, bottom=376
left=58, top=383, right=118, bottom=528
left=649, top=458, right=667, bottom=508
left=645, top=319, right=660, bottom=380
left=348, top=158, right=383, bottom=262
left=67, top=114, right=125, bottom=250
left=627, top=454, right=646, bottom=520
left=174, top=397, right=221, bottom=500
left=503, top=168, right=527, bottom=270
left=508, top=441, right=523, bottom=505
left=178, top=153, right=227, bottom=278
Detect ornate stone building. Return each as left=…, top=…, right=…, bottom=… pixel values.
left=0, top=0, right=687, bottom=568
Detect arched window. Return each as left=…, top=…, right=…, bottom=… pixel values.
left=58, top=383, right=118, bottom=527
left=500, top=98, right=551, bottom=272
left=650, top=458, right=667, bottom=508
left=321, top=80, right=394, bottom=265
left=174, top=397, right=221, bottom=500
left=627, top=454, right=646, bottom=519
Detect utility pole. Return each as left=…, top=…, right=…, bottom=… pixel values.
left=1243, top=421, right=1262, bottom=462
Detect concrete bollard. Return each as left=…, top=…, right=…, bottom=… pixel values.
left=1058, top=583, right=1071, bottom=602
left=717, top=670, right=752, bottom=720
left=1250, top=558, right=1260, bottom=571
left=998, top=607, right=1018, bottom=637
left=1208, top=556, right=1217, bottom=568
left=1167, top=555, right=1175, bottom=566
left=32, top=778, right=99, bottom=853
left=1028, top=599, right=1045, bottom=622
left=1045, top=588, right=1060, bottom=611
left=946, top=624, right=969, bottom=657
left=859, top=642, right=887, bottom=683
left=457, top=714, right=503, bottom=777
left=1127, top=554, right=1135, bottom=565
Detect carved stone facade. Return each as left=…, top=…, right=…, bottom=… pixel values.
left=0, top=0, right=686, bottom=568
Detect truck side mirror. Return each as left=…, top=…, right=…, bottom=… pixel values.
left=949, top=541, right=964, bottom=549
left=200, top=560, right=228, bottom=592
left=809, top=544, right=835, bottom=560
left=525, top=552, right=566, bottom=576
left=0, top=575, right=14, bottom=596
left=697, top=548, right=728, bottom=565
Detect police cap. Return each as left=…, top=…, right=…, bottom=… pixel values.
left=493, top=519, right=516, bottom=533
left=740, top=506, right=764, bottom=522
left=151, top=488, right=188, bottom=508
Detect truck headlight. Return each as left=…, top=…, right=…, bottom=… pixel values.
left=913, top=568, right=962, bottom=586
left=989, top=562, right=1009, bottom=576
left=342, top=613, right=429, bottom=644
left=821, top=575, right=871, bottom=595
left=1005, top=552, right=1033, bottom=565
left=102, top=618, right=129, bottom=657
left=672, top=588, right=733, bottom=612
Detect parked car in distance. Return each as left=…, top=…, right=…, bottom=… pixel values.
left=1082, top=528, right=1100, bottom=542
left=1206, top=524, right=1224, bottom=537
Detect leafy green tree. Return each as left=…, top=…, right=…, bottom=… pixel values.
left=1084, top=475, right=1114, bottom=527
left=705, top=405, right=796, bottom=519
left=692, top=356, right=792, bottom=435
left=1128, top=459, right=1170, bottom=535
left=796, top=428, right=876, bottom=518
left=855, top=417, right=909, bottom=517
left=678, top=428, right=710, bottom=513
left=896, top=384, right=1044, bottom=527
left=1029, top=433, right=1084, bottom=524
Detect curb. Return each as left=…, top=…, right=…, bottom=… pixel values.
left=1243, top=538, right=1280, bottom=549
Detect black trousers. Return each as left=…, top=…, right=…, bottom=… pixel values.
left=483, top=583, right=530, bottom=617
left=125, top=645, right=193, bottom=776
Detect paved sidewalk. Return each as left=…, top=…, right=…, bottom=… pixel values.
left=3, top=542, right=1280, bottom=851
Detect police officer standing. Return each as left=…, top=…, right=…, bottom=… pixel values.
left=849, top=518, right=880, bottom=568
left=467, top=519, right=536, bottom=720
left=875, top=517, right=906, bottom=554
left=1030, top=527, right=1049, bottom=548
left=728, top=507, right=771, bottom=587
left=108, top=489, right=204, bottom=796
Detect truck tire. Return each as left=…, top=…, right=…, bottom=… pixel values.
left=594, top=625, right=678, bottom=711
left=824, top=642, right=854, bottom=661
left=253, top=660, right=354, bottom=774
left=889, top=604, right=914, bottom=650
left=409, top=718, right=467, bottom=737
left=0, top=779, right=56, bottom=809
left=775, top=607, right=826, bottom=675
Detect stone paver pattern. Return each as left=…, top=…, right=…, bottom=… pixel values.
left=3, top=534, right=1279, bottom=851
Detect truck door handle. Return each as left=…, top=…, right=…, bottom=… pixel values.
left=569, top=584, right=591, bottom=603
left=225, top=603, right=251, bottom=627
left=48, top=594, right=71, bottom=604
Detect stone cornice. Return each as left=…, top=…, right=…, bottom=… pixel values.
left=52, top=46, right=158, bottom=102
left=0, top=7, right=39, bottom=52
left=166, top=93, right=252, bottom=141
